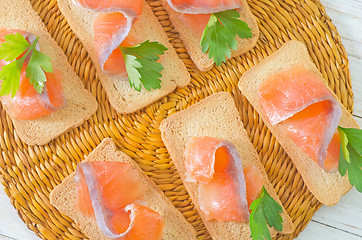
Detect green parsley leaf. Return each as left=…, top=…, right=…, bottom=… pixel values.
left=0, top=33, right=29, bottom=61
left=120, top=40, right=167, bottom=92
left=338, top=126, right=362, bottom=192
left=339, top=142, right=348, bottom=176
left=0, top=33, right=53, bottom=96
left=338, top=127, right=362, bottom=156
left=249, top=186, right=283, bottom=240
left=346, top=146, right=362, bottom=192
left=27, top=49, right=53, bottom=93
left=0, top=60, right=24, bottom=97
left=200, top=9, right=252, bottom=66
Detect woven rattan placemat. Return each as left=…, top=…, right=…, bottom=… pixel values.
left=0, top=0, right=353, bottom=239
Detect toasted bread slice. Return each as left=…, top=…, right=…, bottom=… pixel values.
left=238, top=40, right=359, bottom=206
left=50, top=138, right=196, bottom=240
left=159, top=92, right=293, bottom=239
left=57, top=0, right=190, bottom=114
left=0, top=0, right=97, bottom=146
left=160, top=0, right=259, bottom=71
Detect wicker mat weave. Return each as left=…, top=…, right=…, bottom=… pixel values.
left=0, top=0, right=353, bottom=239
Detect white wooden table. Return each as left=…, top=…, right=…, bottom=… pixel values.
left=0, top=0, right=362, bottom=239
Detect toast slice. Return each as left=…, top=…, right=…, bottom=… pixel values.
left=50, top=138, right=196, bottom=240
left=160, top=0, right=259, bottom=71
left=0, top=0, right=98, bottom=146
left=238, top=40, right=359, bottom=206
left=57, top=0, right=190, bottom=114
left=159, top=92, right=293, bottom=240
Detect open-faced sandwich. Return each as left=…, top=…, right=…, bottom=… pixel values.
left=0, top=0, right=97, bottom=145
left=50, top=138, right=197, bottom=240
left=160, top=92, right=294, bottom=239
left=57, top=0, right=190, bottom=114
left=161, top=0, right=259, bottom=71
left=239, top=40, right=362, bottom=206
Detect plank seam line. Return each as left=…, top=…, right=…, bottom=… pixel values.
left=341, top=38, right=362, bottom=60
left=0, top=233, right=16, bottom=240
left=324, top=5, right=362, bottom=22
left=311, top=219, right=362, bottom=238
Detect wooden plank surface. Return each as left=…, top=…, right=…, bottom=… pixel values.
left=0, top=0, right=362, bottom=239
left=300, top=0, right=362, bottom=238
left=0, top=187, right=38, bottom=240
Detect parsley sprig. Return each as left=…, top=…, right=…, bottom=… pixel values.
left=0, top=33, right=53, bottom=97
left=249, top=186, right=283, bottom=240
left=338, top=126, right=362, bottom=192
left=119, top=40, right=167, bottom=92
left=200, top=9, right=252, bottom=66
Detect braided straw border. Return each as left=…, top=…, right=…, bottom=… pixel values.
left=0, top=0, right=353, bottom=239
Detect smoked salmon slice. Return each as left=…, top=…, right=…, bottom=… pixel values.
left=167, top=0, right=242, bottom=14
left=324, top=132, right=340, bottom=173
left=243, top=165, right=264, bottom=208
left=110, top=204, right=164, bottom=240
left=75, top=161, right=164, bottom=239
left=185, top=136, right=264, bottom=221
left=179, top=13, right=210, bottom=37
left=258, top=65, right=341, bottom=172
left=167, top=0, right=243, bottom=39
left=167, top=0, right=241, bottom=38
left=74, top=0, right=143, bottom=14
left=0, top=29, right=65, bottom=120
left=73, top=0, right=143, bottom=75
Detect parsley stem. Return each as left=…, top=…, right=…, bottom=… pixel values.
left=14, top=36, right=40, bottom=73
left=22, top=37, right=39, bottom=62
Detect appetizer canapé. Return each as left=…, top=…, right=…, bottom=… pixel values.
left=50, top=138, right=196, bottom=240
left=239, top=40, right=362, bottom=206
left=162, top=0, right=259, bottom=71
left=57, top=0, right=190, bottom=113
left=160, top=92, right=294, bottom=240
left=0, top=0, right=97, bottom=145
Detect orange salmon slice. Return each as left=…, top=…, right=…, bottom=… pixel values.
left=243, top=165, right=264, bottom=208
left=74, top=0, right=143, bottom=15
left=76, top=161, right=144, bottom=214
left=185, top=136, right=264, bottom=222
left=259, top=65, right=341, bottom=172
left=167, top=0, right=242, bottom=14
left=110, top=204, right=164, bottom=240
left=179, top=13, right=210, bottom=37
left=324, top=132, right=340, bottom=173
left=75, top=161, right=164, bottom=239
left=74, top=0, right=144, bottom=76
